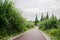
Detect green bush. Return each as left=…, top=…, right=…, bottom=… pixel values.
left=26, top=21, right=34, bottom=29
left=45, top=28, right=60, bottom=40
left=39, top=15, right=57, bottom=30
left=39, top=13, right=60, bottom=40
left=46, top=29, right=57, bottom=36
left=0, top=0, right=32, bottom=39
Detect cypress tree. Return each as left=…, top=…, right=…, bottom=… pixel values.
left=40, top=13, right=44, bottom=21
left=46, top=12, right=49, bottom=19
left=34, top=14, right=38, bottom=26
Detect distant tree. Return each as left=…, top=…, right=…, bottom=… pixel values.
left=46, top=12, right=49, bottom=19
left=34, top=14, right=38, bottom=26
left=49, top=14, right=57, bottom=29
left=40, top=13, right=44, bottom=21
left=52, top=14, right=54, bottom=17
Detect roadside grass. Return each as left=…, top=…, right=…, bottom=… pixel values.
left=45, top=29, right=60, bottom=40
left=0, top=26, right=34, bottom=40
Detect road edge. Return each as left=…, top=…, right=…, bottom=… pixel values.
left=9, top=28, right=33, bottom=40
left=39, top=30, right=51, bottom=40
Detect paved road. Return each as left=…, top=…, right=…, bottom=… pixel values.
left=13, top=27, right=47, bottom=40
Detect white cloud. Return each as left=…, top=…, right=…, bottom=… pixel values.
left=14, top=0, right=60, bottom=21
left=15, top=0, right=60, bottom=11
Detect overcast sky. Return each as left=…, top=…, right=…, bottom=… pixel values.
left=14, top=0, right=60, bottom=21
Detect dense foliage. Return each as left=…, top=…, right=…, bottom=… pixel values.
left=39, top=13, right=57, bottom=30
left=0, top=0, right=34, bottom=39
left=27, top=21, right=34, bottom=28
left=39, top=13, right=60, bottom=40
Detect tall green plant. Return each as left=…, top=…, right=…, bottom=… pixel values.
left=46, top=12, right=49, bottom=19
left=40, top=13, right=44, bottom=21
left=0, top=0, right=28, bottom=38
left=34, top=14, right=38, bottom=26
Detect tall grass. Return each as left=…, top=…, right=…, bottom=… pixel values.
left=0, top=0, right=34, bottom=39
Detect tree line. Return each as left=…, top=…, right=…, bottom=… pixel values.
left=34, top=12, right=60, bottom=40
left=34, top=12, right=58, bottom=30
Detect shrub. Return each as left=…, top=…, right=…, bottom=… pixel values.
left=0, top=0, right=31, bottom=39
